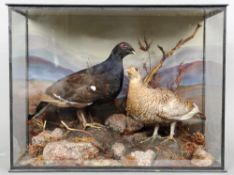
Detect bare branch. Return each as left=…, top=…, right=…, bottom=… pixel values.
left=143, top=24, right=201, bottom=85
left=143, top=45, right=166, bottom=84
left=174, top=62, right=184, bottom=90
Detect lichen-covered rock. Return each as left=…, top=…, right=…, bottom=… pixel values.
left=51, top=128, right=64, bottom=138
left=111, top=142, right=126, bottom=159
left=31, top=128, right=64, bottom=145
left=191, top=147, right=214, bottom=167
left=123, top=132, right=147, bottom=144
left=43, top=140, right=99, bottom=165
left=129, top=149, right=156, bottom=166
left=83, top=159, right=122, bottom=166
left=105, top=114, right=143, bottom=134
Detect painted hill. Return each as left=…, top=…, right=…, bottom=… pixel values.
left=155, top=60, right=203, bottom=89
left=152, top=60, right=222, bottom=89
left=28, top=56, right=74, bottom=81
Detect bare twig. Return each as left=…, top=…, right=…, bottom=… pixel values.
left=143, top=24, right=201, bottom=85
left=60, top=120, right=92, bottom=136
left=30, top=118, right=44, bottom=129
left=43, top=120, right=47, bottom=131
left=143, top=45, right=166, bottom=84
left=174, top=62, right=185, bottom=90
left=138, top=36, right=152, bottom=52
left=143, top=62, right=149, bottom=74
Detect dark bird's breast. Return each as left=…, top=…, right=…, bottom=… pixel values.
left=98, top=68, right=124, bottom=102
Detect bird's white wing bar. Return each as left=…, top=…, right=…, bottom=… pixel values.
left=53, top=93, right=63, bottom=101
left=90, top=85, right=96, bottom=92
left=52, top=93, right=93, bottom=106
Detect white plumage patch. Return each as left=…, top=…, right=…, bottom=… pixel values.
left=53, top=93, right=63, bottom=101
left=90, top=85, right=96, bottom=92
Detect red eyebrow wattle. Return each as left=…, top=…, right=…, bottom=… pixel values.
left=120, top=43, right=126, bottom=48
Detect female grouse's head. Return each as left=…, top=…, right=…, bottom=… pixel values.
left=127, top=67, right=141, bottom=80
left=112, top=42, right=135, bottom=58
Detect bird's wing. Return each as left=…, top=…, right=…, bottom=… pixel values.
left=45, top=72, right=107, bottom=105
left=156, top=88, right=194, bottom=120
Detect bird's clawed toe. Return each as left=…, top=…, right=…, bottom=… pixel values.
left=84, top=122, right=106, bottom=130
left=140, top=137, right=152, bottom=144
left=160, top=135, right=177, bottom=144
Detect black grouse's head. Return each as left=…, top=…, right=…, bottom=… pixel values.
left=112, top=42, right=135, bottom=58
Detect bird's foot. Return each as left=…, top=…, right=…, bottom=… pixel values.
left=160, top=135, right=177, bottom=145
left=140, top=135, right=162, bottom=144
left=83, top=122, right=106, bottom=130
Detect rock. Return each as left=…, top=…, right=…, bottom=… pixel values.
left=129, top=149, right=156, bottom=166
left=51, top=128, right=64, bottom=138
left=31, top=128, right=64, bottom=146
left=28, top=144, right=44, bottom=157
left=43, top=140, right=99, bottom=165
left=191, top=147, right=214, bottom=167
left=105, top=114, right=143, bottom=134
left=18, top=155, right=44, bottom=167
left=83, top=159, right=122, bottom=166
left=123, top=132, right=147, bottom=144
left=111, top=142, right=126, bottom=159
left=121, top=155, right=138, bottom=166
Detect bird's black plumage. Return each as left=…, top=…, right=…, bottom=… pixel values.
left=44, top=42, right=135, bottom=108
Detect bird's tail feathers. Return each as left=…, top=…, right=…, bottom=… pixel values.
left=194, top=112, right=206, bottom=120
left=28, top=103, right=49, bottom=120
left=178, top=103, right=200, bottom=121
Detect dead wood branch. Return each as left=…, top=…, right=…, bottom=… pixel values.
left=143, top=24, right=201, bottom=85
left=138, top=35, right=152, bottom=52
left=174, top=62, right=185, bottom=90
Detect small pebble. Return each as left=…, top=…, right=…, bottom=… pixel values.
left=111, top=142, right=126, bottom=159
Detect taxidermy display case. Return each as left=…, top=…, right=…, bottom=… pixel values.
left=8, top=4, right=226, bottom=172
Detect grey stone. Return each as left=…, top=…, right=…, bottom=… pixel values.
left=123, top=132, right=148, bottom=144
left=32, top=128, right=64, bottom=145
left=43, top=140, right=99, bottom=165
left=111, top=142, right=126, bottom=158
left=105, top=114, right=143, bottom=134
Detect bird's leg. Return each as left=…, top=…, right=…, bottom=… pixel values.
left=140, top=124, right=161, bottom=143
left=77, top=110, right=106, bottom=130
left=43, top=120, right=47, bottom=131
left=161, top=122, right=177, bottom=144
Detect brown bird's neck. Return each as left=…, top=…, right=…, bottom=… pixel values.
left=128, top=78, right=144, bottom=92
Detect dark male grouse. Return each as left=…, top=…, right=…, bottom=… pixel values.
left=31, top=42, right=135, bottom=129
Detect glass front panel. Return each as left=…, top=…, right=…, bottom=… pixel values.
left=205, top=11, right=224, bottom=165
left=9, top=6, right=225, bottom=171
left=11, top=10, right=27, bottom=165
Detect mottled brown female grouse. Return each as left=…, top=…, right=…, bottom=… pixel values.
left=32, top=42, right=135, bottom=129
left=126, top=67, right=203, bottom=143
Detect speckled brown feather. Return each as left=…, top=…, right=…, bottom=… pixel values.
left=126, top=67, right=198, bottom=125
